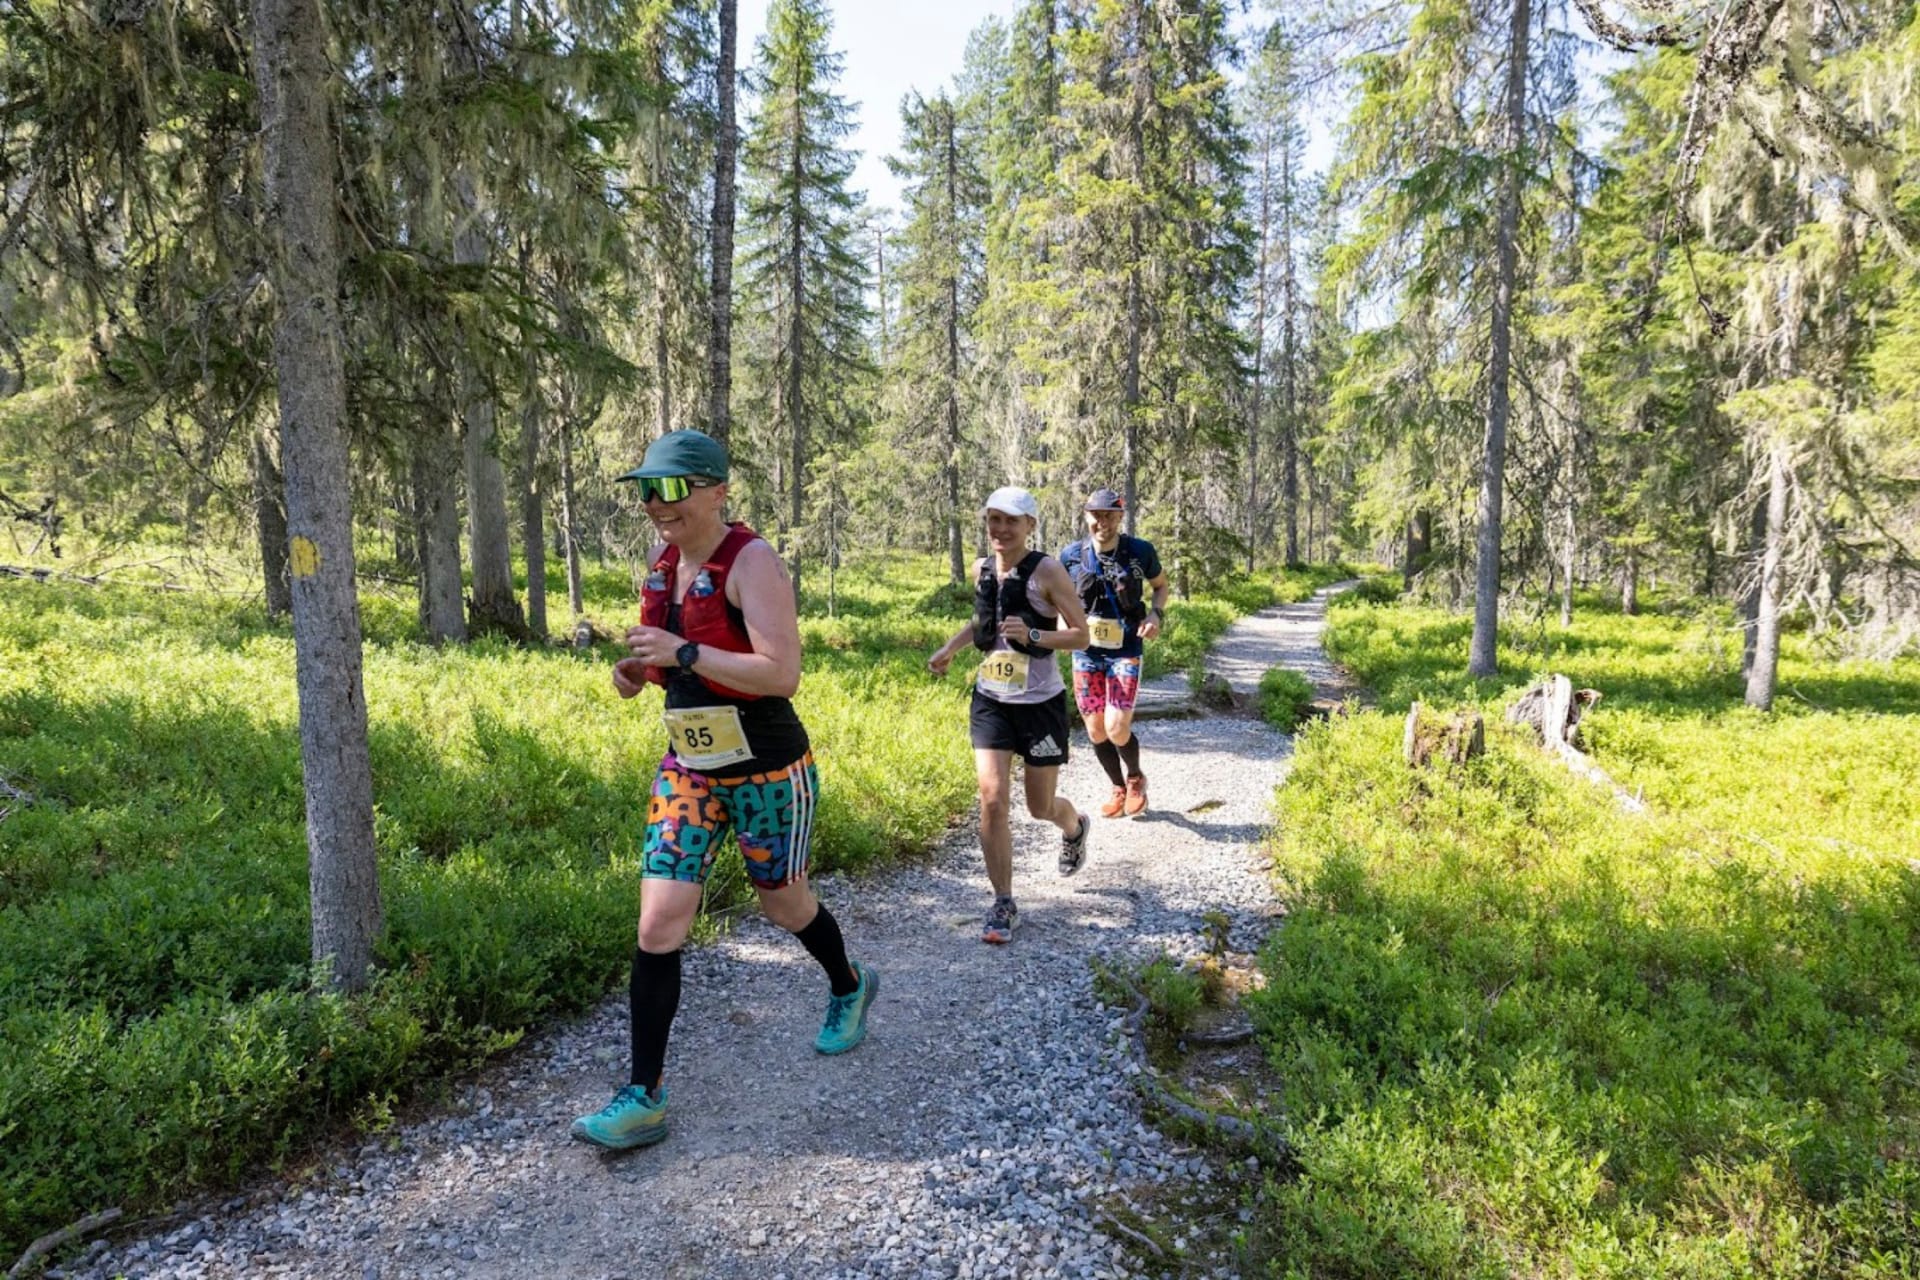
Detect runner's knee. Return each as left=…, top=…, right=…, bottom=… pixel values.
left=637, top=912, right=693, bottom=953
left=756, top=880, right=817, bottom=931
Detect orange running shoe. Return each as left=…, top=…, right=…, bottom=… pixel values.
left=1100, top=785, right=1127, bottom=818
left=1123, top=774, right=1148, bottom=816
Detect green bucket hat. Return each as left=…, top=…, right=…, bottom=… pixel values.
left=616, top=429, right=730, bottom=483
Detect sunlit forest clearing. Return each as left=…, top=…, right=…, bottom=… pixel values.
left=4, top=0, right=1919, bottom=1272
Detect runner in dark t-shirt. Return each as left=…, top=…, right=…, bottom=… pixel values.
left=1058, top=488, right=1170, bottom=818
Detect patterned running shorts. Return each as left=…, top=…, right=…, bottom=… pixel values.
left=1072, top=652, right=1143, bottom=717
left=641, top=751, right=819, bottom=889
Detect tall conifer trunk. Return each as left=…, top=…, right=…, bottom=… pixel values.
left=251, top=416, right=291, bottom=619
left=788, top=93, right=806, bottom=605
left=708, top=0, right=737, bottom=445
left=454, top=172, right=525, bottom=638
left=413, top=415, right=467, bottom=643
left=1279, top=112, right=1300, bottom=568
left=1467, top=0, right=1533, bottom=677
left=945, top=103, right=965, bottom=586
left=251, top=0, right=382, bottom=991
left=1247, top=141, right=1270, bottom=573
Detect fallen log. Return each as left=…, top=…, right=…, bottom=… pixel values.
left=7, top=1207, right=121, bottom=1278
left=1506, top=674, right=1646, bottom=814
left=1095, top=961, right=1286, bottom=1163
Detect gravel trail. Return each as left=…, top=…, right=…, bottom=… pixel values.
left=60, top=586, right=1353, bottom=1280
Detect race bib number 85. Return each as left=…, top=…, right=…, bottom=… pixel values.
left=663, top=706, right=753, bottom=771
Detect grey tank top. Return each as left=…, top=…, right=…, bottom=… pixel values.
left=977, top=556, right=1066, bottom=705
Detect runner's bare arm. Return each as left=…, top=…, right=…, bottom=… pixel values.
left=702, top=539, right=805, bottom=697
left=928, top=558, right=985, bottom=675
left=928, top=621, right=975, bottom=675
left=1022, top=557, right=1089, bottom=650
left=1138, top=567, right=1171, bottom=640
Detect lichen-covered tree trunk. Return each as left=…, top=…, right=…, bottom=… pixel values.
left=1745, top=440, right=1789, bottom=710
left=250, top=0, right=382, bottom=991
left=556, top=409, right=585, bottom=621
left=1467, top=0, right=1533, bottom=677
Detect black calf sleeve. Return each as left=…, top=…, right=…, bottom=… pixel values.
left=630, top=946, right=683, bottom=1090
left=794, top=904, right=859, bottom=996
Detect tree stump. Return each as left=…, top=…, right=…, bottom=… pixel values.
left=1403, top=701, right=1485, bottom=767
left=1505, top=674, right=1646, bottom=813
left=1505, top=673, right=1600, bottom=750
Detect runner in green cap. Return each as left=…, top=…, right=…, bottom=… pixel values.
left=570, top=429, right=878, bottom=1151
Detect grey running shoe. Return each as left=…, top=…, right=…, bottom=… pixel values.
left=1059, top=812, right=1090, bottom=876
left=981, top=895, right=1018, bottom=944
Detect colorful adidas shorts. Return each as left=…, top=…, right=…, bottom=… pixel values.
left=1072, top=652, right=1143, bottom=717
left=641, top=751, right=819, bottom=889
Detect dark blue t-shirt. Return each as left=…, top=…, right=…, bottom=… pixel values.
left=1058, top=534, right=1163, bottom=659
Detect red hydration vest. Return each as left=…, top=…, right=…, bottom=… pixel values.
left=638, top=522, right=763, bottom=702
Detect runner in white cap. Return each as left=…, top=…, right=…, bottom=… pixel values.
left=927, top=487, right=1091, bottom=943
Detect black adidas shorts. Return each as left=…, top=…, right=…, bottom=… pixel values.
left=970, top=688, right=1071, bottom=767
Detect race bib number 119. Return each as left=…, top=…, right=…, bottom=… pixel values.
left=975, top=650, right=1031, bottom=697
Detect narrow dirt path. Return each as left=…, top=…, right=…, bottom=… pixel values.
left=67, top=585, right=1354, bottom=1280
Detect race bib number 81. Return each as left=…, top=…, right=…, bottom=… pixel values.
left=663, top=706, right=753, bottom=770
left=975, top=650, right=1031, bottom=697
left=1088, top=617, right=1126, bottom=649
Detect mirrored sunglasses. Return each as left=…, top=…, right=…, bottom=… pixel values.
left=634, top=475, right=722, bottom=504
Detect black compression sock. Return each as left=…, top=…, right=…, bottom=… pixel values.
left=1118, top=734, right=1143, bottom=778
left=794, top=904, right=859, bottom=997
left=1092, top=738, right=1126, bottom=787
left=630, top=946, right=682, bottom=1090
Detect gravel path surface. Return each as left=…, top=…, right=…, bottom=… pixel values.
left=58, top=586, right=1353, bottom=1280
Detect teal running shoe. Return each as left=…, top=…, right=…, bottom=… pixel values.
left=569, top=1084, right=669, bottom=1150
left=814, top=961, right=879, bottom=1055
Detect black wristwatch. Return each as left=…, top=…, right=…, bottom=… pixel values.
left=675, top=640, right=701, bottom=669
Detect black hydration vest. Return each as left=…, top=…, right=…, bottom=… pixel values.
left=1074, top=539, right=1149, bottom=627
left=972, top=550, right=1052, bottom=656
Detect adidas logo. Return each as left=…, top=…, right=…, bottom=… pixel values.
left=1030, top=735, right=1061, bottom=757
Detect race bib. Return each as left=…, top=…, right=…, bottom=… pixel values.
left=663, top=706, right=753, bottom=771
left=975, top=649, right=1031, bottom=698
left=1088, top=617, right=1126, bottom=649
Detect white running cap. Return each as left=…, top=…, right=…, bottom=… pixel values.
left=982, top=486, right=1038, bottom=519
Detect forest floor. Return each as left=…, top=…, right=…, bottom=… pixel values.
left=57, top=585, right=1356, bottom=1280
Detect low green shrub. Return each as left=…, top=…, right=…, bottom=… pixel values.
left=1350, top=572, right=1401, bottom=605
left=1234, top=598, right=1920, bottom=1277
left=1256, top=668, right=1317, bottom=731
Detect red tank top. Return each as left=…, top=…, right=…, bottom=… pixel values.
left=638, top=523, right=762, bottom=702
